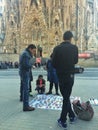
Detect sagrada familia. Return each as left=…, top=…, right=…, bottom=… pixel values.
left=0, top=0, right=98, bottom=61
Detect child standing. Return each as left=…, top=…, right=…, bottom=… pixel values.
left=35, top=75, right=45, bottom=94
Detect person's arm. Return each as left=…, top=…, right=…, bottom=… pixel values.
left=51, top=47, right=57, bottom=69
left=22, top=54, right=32, bottom=69
left=29, top=57, right=36, bottom=65
left=46, top=60, right=49, bottom=70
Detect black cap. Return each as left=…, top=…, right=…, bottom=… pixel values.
left=63, top=31, right=73, bottom=40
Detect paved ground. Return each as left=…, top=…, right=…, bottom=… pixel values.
left=0, top=68, right=98, bottom=130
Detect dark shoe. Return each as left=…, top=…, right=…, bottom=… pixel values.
left=35, top=87, right=38, bottom=91
left=29, top=92, right=33, bottom=97
left=20, top=99, right=23, bottom=102
left=46, top=92, right=52, bottom=95
left=23, top=106, right=35, bottom=111
left=55, top=92, right=60, bottom=96
left=69, top=117, right=77, bottom=124
left=57, top=119, right=67, bottom=129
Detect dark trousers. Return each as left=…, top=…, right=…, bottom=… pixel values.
left=29, top=81, right=32, bottom=92
left=57, top=73, right=75, bottom=123
left=20, top=72, right=30, bottom=109
left=20, top=80, right=23, bottom=101
left=20, top=80, right=32, bottom=100
left=36, top=86, right=45, bottom=94
left=49, top=82, right=58, bottom=93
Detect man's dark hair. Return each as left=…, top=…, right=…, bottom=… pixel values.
left=27, top=44, right=36, bottom=49
left=38, top=75, right=43, bottom=78
left=63, top=31, right=73, bottom=40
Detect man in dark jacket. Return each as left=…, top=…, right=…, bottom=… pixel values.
left=19, top=44, right=36, bottom=111
left=52, top=31, right=78, bottom=129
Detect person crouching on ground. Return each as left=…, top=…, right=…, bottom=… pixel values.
left=35, top=75, right=46, bottom=94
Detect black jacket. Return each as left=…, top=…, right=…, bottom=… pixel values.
left=36, top=79, right=45, bottom=87
left=52, top=41, right=78, bottom=74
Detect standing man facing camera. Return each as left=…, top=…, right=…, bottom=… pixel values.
left=19, top=44, right=36, bottom=111
left=52, top=31, right=78, bottom=129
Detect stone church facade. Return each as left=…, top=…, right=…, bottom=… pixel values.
left=2, top=0, right=89, bottom=58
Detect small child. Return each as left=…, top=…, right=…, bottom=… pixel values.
left=35, top=75, right=46, bottom=94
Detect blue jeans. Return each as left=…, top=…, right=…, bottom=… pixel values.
left=20, top=71, right=30, bottom=109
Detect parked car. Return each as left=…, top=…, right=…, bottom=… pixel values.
left=78, top=53, right=91, bottom=59
left=74, top=66, right=84, bottom=74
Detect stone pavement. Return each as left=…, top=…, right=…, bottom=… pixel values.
left=0, top=70, right=98, bottom=130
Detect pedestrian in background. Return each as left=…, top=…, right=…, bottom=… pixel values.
left=52, top=31, right=78, bottom=129
left=46, top=54, right=59, bottom=95
left=19, top=44, right=36, bottom=111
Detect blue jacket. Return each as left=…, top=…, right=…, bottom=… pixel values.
left=46, top=59, right=58, bottom=83
left=19, top=48, right=33, bottom=77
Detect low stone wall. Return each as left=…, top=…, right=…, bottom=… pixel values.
left=78, top=58, right=98, bottom=67
left=1, top=54, right=98, bottom=67
left=0, top=53, right=19, bottom=62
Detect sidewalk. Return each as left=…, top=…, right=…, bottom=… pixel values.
left=0, top=74, right=98, bottom=130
